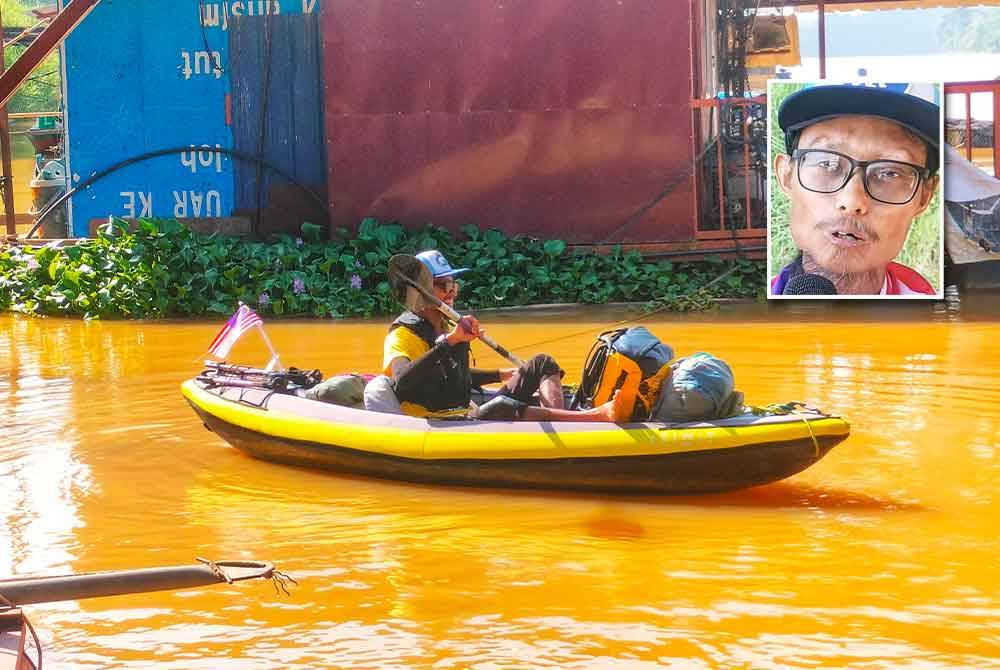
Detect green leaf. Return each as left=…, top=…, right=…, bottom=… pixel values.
left=543, top=239, right=566, bottom=256
left=301, top=221, right=323, bottom=242
left=358, top=218, right=379, bottom=239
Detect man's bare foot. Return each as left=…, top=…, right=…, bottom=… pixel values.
left=593, top=390, right=631, bottom=422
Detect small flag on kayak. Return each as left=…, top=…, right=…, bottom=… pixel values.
left=208, top=304, right=263, bottom=359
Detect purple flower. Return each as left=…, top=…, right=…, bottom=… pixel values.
left=350, top=273, right=362, bottom=290
left=295, top=237, right=304, bottom=247
left=292, top=278, right=306, bottom=295
left=24, top=257, right=40, bottom=271
left=354, top=260, right=362, bottom=268
left=258, top=292, right=270, bottom=306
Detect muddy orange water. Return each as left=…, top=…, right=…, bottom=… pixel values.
left=2, top=298, right=998, bottom=669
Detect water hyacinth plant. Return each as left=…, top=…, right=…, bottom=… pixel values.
left=0, top=217, right=764, bottom=319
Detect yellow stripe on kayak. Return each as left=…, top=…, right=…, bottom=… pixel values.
left=183, top=380, right=850, bottom=460
left=183, top=380, right=428, bottom=459
left=423, top=418, right=849, bottom=459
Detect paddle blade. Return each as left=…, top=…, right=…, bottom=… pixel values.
left=387, top=254, right=435, bottom=312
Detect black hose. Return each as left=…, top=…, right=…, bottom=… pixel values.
left=254, top=12, right=274, bottom=235
left=25, top=146, right=329, bottom=239
left=199, top=0, right=225, bottom=75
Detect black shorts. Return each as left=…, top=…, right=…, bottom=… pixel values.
left=498, top=353, right=564, bottom=403
left=473, top=354, right=563, bottom=420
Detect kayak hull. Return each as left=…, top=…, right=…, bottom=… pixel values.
left=184, top=379, right=850, bottom=495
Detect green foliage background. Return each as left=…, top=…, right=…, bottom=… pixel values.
left=2, top=0, right=61, bottom=115
left=767, top=82, right=942, bottom=291
left=0, top=219, right=764, bottom=319
left=3, top=0, right=63, bottom=160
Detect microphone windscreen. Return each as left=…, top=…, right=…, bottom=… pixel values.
left=783, top=273, right=838, bottom=295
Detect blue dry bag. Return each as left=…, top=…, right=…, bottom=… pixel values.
left=652, top=352, right=741, bottom=422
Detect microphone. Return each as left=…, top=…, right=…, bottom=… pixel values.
left=783, top=273, right=838, bottom=295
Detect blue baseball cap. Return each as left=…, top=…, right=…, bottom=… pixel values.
left=415, top=250, right=469, bottom=278
left=778, top=84, right=940, bottom=173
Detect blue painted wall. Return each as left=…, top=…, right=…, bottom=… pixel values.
left=63, top=0, right=322, bottom=236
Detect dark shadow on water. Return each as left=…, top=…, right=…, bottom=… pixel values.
left=215, top=452, right=925, bottom=513
left=460, top=479, right=927, bottom=512
left=668, top=480, right=926, bottom=511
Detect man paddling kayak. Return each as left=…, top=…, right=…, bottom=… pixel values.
left=367, top=250, right=628, bottom=421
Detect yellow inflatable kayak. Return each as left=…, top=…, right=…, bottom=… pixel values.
left=182, top=374, right=850, bottom=495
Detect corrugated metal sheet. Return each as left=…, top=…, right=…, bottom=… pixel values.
left=230, top=13, right=327, bottom=234
left=323, top=0, right=697, bottom=244
left=63, top=1, right=234, bottom=235
left=62, top=1, right=324, bottom=237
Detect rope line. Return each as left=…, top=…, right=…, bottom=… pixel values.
left=507, top=263, right=744, bottom=354
left=196, top=556, right=233, bottom=584
left=271, top=569, right=298, bottom=597
left=748, top=401, right=823, bottom=458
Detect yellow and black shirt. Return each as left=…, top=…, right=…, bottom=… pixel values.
left=383, top=311, right=500, bottom=417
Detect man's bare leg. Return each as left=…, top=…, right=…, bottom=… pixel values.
left=521, top=390, right=629, bottom=423
left=500, top=371, right=565, bottom=409
left=537, top=373, right=565, bottom=409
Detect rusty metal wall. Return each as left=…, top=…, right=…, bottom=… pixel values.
left=322, top=0, right=696, bottom=244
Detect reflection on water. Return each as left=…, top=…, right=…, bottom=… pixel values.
left=1, top=319, right=91, bottom=577
left=1, top=299, right=999, bottom=669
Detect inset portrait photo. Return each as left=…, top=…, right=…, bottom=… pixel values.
left=767, top=82, right=944, bottom=298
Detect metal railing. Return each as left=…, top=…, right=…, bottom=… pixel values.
left=944, top=81, right=1000, bottom=179
left=691, top=96, right=768, bottom=239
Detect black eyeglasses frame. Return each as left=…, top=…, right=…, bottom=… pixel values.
left=791, top=148, right=932, bottom=205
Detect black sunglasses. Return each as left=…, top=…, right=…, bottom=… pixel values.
left=433, top=278, right=459, bottom=291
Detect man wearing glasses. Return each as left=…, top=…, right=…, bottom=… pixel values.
left=371, top=250, right=626, bottom=421
left=771, top=85, right=940, bottom=295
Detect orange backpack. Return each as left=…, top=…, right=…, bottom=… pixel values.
left=572, top=327, right=675, bottom=421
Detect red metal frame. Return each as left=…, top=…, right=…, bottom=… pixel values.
left=689, top=0, right=702, bottom=242
left=1, top=6, right=15, bottom=236
left=0, top=0, right=102, bottom=109
left=944, top=81, right=1000, bottom=178
left=689, top=96, right=767, bottom=240
left=0, top=0, right=103, bottom=237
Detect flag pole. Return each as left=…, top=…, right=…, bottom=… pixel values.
left=257, top=324, right=284, bottom=371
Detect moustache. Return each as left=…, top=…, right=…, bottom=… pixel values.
left=814, top=218, right=880, bottom=243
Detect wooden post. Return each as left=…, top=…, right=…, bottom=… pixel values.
left=993, top=88, right=1000, bottom=179
left=0, top=6, right=17, bottom=237
left=966, top=92, right=972, bottom=164
left=818, top=0, right=827, bottom=80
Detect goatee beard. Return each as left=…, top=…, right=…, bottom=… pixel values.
left=801, top=253, right=885, bottom=295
